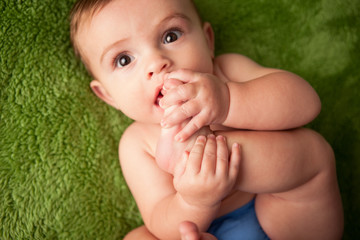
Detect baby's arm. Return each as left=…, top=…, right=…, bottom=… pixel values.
left=215, top=54, right=321, bottom=130
left=160, top=54, right=321, bottom=141
left=120, top=123, right=240, bottom=240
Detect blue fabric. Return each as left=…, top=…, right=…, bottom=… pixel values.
left=207, top=199, right=270, bottom=239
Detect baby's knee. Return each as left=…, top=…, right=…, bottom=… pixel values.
left=302, top=128, right=336, bottom=174
left=313, top=130, right=336, bottom=174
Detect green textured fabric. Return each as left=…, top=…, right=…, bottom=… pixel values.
left=1, top=0, right=359, bottom=239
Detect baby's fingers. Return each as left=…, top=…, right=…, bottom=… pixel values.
left=175, top=113, right=207, bottom=142
left=162, top=101, right=200, bottom=131
left=229, top=143, right=241, bottom=183
left=160, top=83, right=195, bottom=109
left=167, top=69, right=196, bottom=84
left=200, top=135, right=217, bottom=173
left=163, top=78, right=183, bottom=91
left=215, top=135, right=230, bottom=176
left=186, top=136, right=206, bottom=174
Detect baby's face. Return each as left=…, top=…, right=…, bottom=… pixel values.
left=77, top=0, right=214, bottom=123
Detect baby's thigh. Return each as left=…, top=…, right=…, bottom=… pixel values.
left=218, top=129, right=343, bottom=238
left=255, top=168, right=343, bottom=239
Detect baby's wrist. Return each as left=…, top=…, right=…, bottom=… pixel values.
left=176, top=192, right=221, bottom=213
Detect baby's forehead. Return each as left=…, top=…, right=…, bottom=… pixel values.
left=92, top=0, right=196, bottom=18
left=75, top=0, right=197, bottom=27
left=84, top=0, right=199, bottom=29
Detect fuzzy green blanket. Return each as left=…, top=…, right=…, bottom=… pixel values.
left=1, top=0, right=359, bottom=239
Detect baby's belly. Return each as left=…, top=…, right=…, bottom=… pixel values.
left=217, top=191, right=256, bottom=218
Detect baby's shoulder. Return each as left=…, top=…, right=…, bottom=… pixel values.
left=213, top=53, right=251, bottom=81
left=119, top=121, right=160, bottom=158
left=214, top=53, right=257, bottom=71
left=214, top=53, right=251, bottom=65
left=121, top=121, right=152, bottom=139
left=214, top=53, right=268, bottom=83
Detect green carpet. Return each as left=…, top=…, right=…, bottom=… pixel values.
left=1, top=0, right=359, bottom=239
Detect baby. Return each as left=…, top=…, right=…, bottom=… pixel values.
left=70, top=0, right=344, bottom=239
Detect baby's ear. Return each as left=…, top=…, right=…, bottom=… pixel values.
left=90, top=80, right=118, bottom=109
left=203, top=22, right=215, bottom=58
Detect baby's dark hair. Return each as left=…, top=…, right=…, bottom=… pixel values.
left=70, top=0, right=112, bottom=61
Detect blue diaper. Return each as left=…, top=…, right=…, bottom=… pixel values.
left=207, top=198, right=270, bottom=239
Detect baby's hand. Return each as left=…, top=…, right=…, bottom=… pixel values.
left=159, top=69, right=230, bottom=142
left=173, top=135, right=241, bottom=209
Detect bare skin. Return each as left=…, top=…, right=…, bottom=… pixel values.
left=71, top=0, right=344, bottom=239
left=155, top=99, right=343, bottom=240
left=120, top=123, right=343, bottom=239
left=155, top=103, right=213, bottom=174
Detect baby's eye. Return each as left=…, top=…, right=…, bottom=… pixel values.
left=163, top=29, right=183, bottom=44
left=114, top=54, right=134, bottom=68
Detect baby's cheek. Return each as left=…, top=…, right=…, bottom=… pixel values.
left=192, top=53, right=213, bottom=74
left=180, top=45, right=213, bottom=74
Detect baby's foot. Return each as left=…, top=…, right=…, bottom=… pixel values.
left=156, top=108, right=213, bottom=173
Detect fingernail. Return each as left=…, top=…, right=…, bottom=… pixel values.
left=162, top=85, right=168, bottom=92
left=196, top=135, right=206, bottom=142
left=208, top=134, right=215, bottom=139
left=159, top=100, right=164, bottom=108
left=216, top=135, right=225, bottom=141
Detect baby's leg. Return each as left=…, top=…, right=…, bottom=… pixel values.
left=156, top=106, right=212, bottom=173
left=220, top=128, right=343, bottom=239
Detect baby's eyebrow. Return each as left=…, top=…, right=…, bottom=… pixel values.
left=100, top=37, right=129, bottom=65
left=159, top=13, right=192, bottom=26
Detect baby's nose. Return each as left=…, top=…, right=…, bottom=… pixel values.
left=147, top=55, right=171, bottom=80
